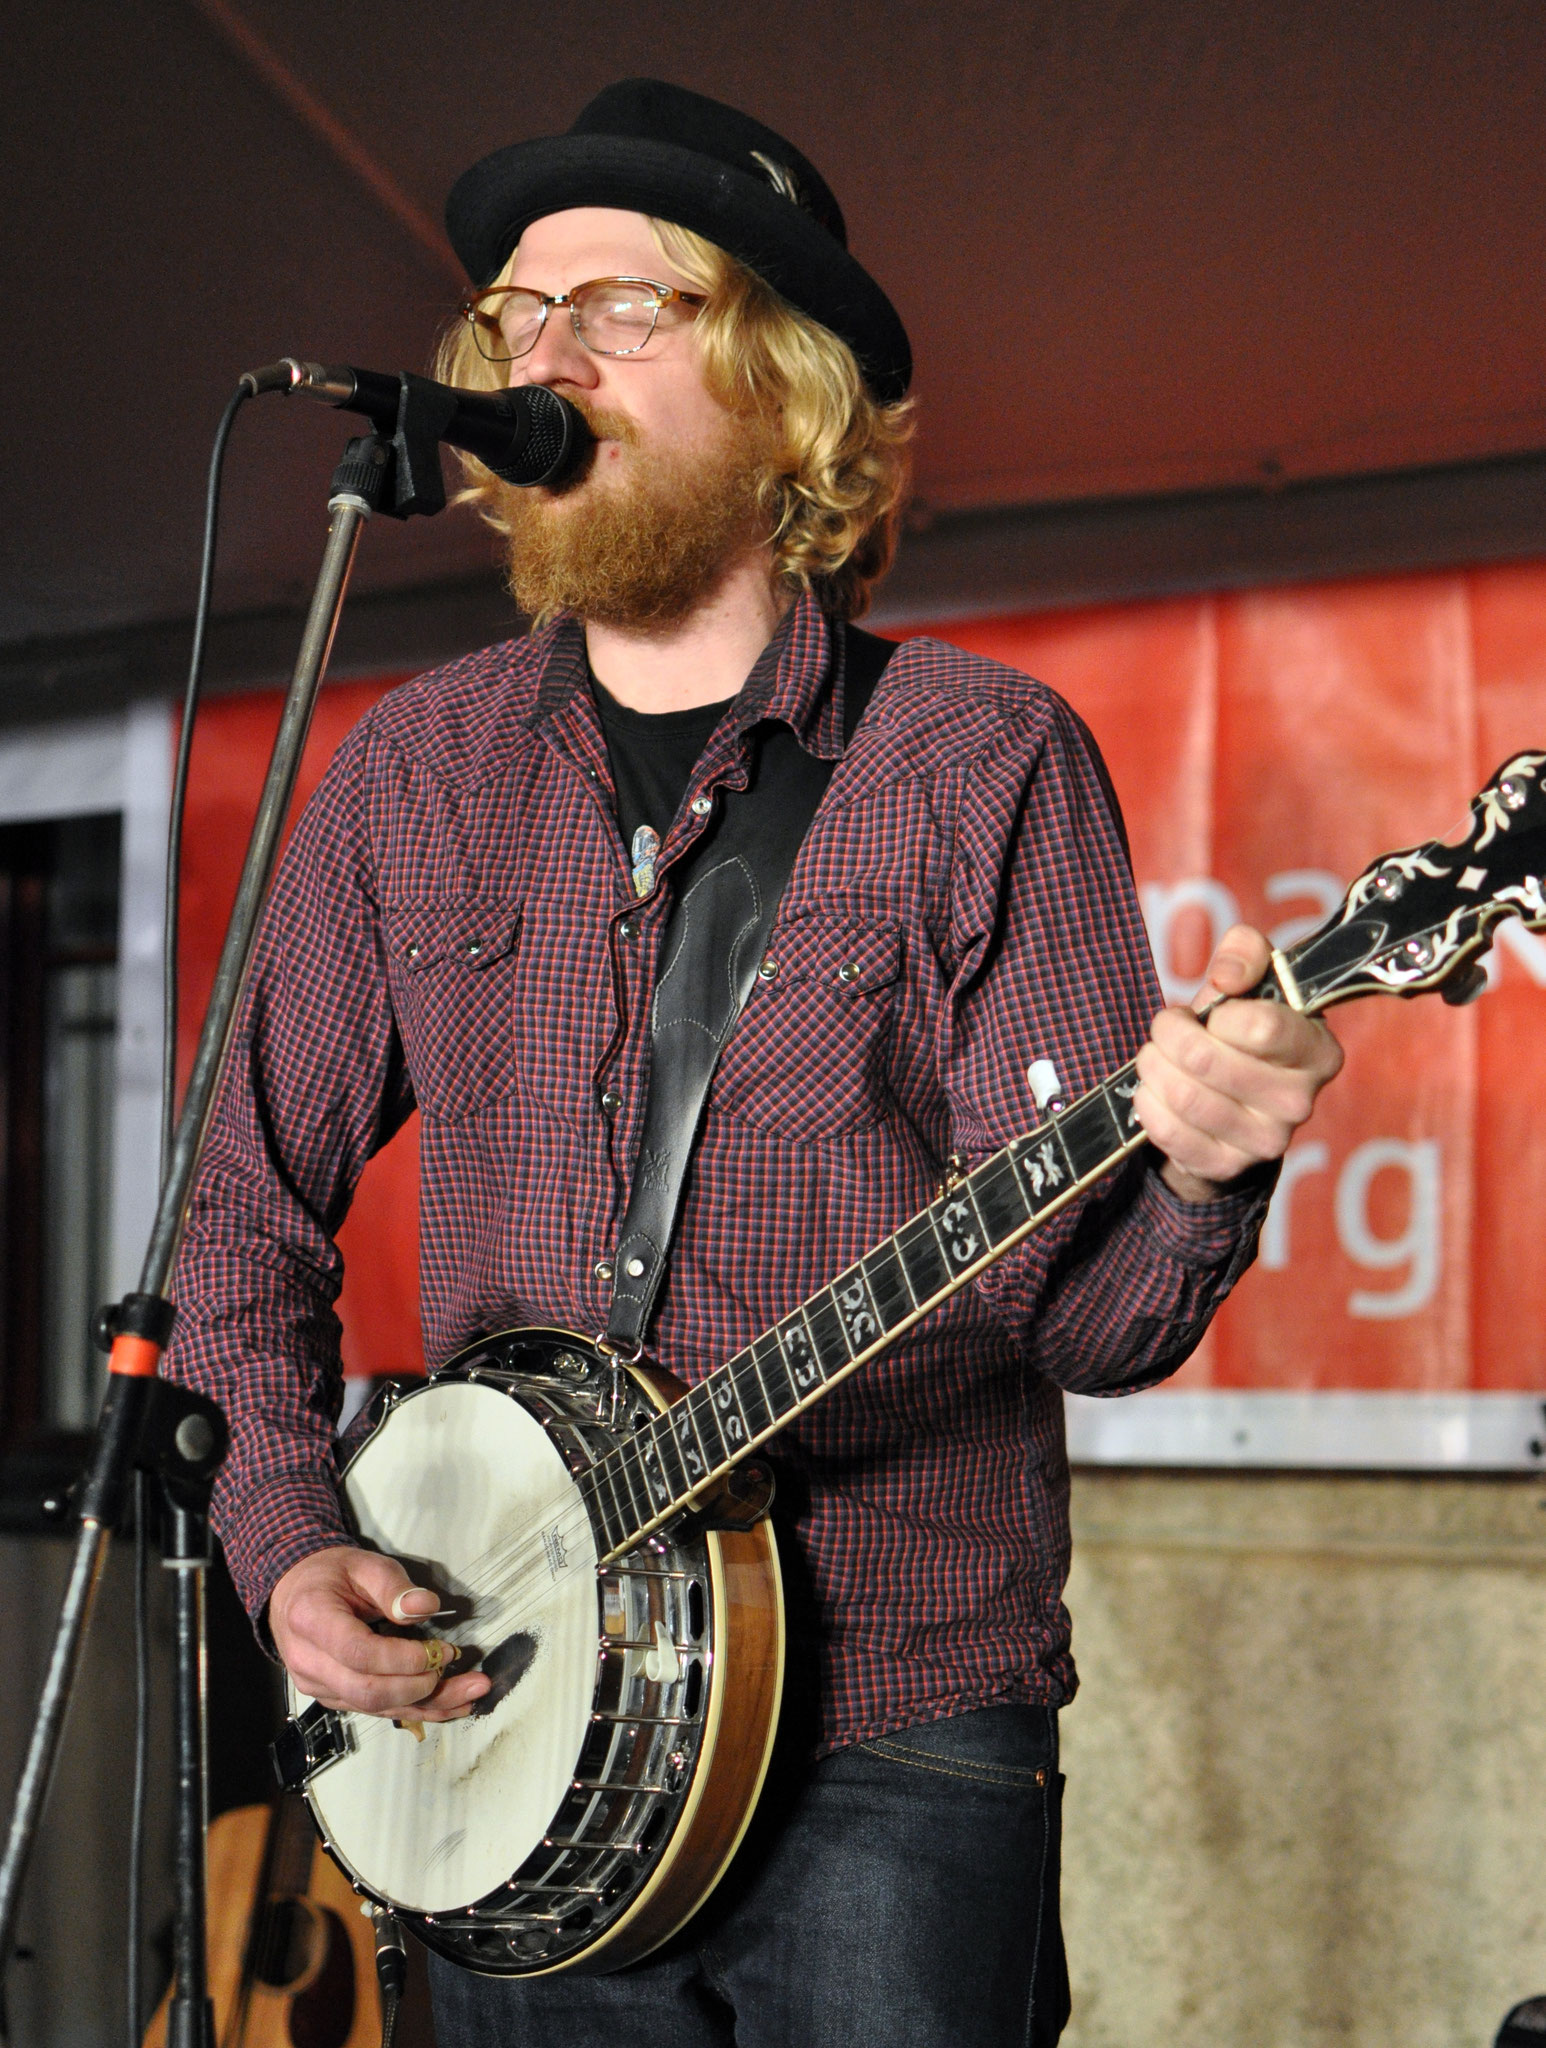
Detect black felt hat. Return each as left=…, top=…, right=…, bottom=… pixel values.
left=445, top=79, right=912, bottom=403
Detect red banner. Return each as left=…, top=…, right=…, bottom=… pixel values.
left=178, top=562, right=1546, bottom=1394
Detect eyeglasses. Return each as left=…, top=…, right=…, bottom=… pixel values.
left=459, top=276, right=708, bottom=363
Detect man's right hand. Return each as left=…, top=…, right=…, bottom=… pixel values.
left=269, top=1546, right=492, bottom=1722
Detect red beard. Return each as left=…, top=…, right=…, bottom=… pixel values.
left=492, top=403, right=774, bottom=628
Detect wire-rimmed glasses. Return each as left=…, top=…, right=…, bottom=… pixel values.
left=459, top=277, right=708, bottom=363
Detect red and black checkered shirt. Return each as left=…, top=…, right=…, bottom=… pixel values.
left=168, top=593, right=1266, bottom=1751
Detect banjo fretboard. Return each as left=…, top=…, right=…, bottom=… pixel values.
left=577, top=1061, right=1150, bottom=1558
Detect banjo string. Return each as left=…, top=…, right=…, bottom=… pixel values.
left=339, top=1503, right=624, bottom=1757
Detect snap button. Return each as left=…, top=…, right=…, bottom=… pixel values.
left=593, top=1260, right=614, bottom=1282
left=405, top=941, right=422, bottom=961
left=600, top=1090, right=623, bottom=1115
left=618, top=917, right=636, bottom=939
left=757, top=955, right=779, bottom=981
left=690, top=795, right=712, bottom=817
left=837, top=961, right=860, bottom=984
left=463, top=940, right=484, bottom=961
left=625, top=1256, right=647, bottom=1278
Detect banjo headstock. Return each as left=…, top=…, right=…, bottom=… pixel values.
left=1282, top=751, right=1546, bottom=1015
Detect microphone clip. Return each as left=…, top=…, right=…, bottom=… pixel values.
left=385, top=371, right=461, bottom=520
left=334, top=369, right=454, bottom=523
left=244, top=361, right=461, bottom=519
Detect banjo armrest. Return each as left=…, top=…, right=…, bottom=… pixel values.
left=271, top=1699, right=355, bottom=1793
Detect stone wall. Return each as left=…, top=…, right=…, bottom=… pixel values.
left=1060, top=1469, right=1546, bottom=2048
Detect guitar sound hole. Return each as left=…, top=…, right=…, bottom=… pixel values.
left=253, top=1895, right=319, bottom=1988
left=288, top=1908, right=357, bottom=2048
left=250, top=1900, right=355, bottom=2048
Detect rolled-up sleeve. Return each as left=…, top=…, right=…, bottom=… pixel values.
left=165, top=718, right=414, bottom=1622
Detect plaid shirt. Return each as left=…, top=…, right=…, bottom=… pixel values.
left=169, top=592, right=1266, bottom=1751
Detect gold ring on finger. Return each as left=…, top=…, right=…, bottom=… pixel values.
left=423, top=1638, right=449, bottom=1679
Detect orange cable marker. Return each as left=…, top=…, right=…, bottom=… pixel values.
left=108, top=1334, right=162, bottom=1378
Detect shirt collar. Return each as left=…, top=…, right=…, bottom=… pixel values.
left=728, top=592, right=845, bottom=758
left=528, top=590, right=849, bottom=761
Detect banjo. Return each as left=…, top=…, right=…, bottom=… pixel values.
left=274, top=752, right=1546, bottom=1978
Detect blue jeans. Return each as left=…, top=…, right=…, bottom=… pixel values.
left=428, top=1703, right=1070, bottom=2047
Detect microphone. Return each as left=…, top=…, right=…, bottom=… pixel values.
left=365, top=1903, right=408, bottom=2002
left=240, top=357, right=591, bottom=487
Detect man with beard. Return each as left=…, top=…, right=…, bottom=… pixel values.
left=168, top=81, right=1342, bottom=2047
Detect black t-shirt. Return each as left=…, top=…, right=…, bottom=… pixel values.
left=590, top=673, right=736, bottom=896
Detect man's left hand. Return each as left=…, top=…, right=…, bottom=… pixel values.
left=1132, top=923, right=1344, bottom=1203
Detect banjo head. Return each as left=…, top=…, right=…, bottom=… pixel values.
left=294, top=1376, right=599, bottom=1914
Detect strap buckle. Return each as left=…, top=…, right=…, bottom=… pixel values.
left=594, top=1332, right=644, bottom=1366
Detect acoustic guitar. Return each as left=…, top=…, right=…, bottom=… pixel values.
left=145, top=1795, right=379, bottom=2048
left=272, top=751, right=1546, bottom=1979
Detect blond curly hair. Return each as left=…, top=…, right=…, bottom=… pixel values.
left=432, top=219, right=914, bottom=620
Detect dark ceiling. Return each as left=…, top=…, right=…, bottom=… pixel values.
left=5, top=0, right=1546, bottom=655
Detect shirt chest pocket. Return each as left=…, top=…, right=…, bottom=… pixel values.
left=382, top=899, right=523, bottom=1122
left=711, top=916, right=902, bottom=1140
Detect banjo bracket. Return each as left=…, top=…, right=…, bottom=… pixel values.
left=593, top=1331, right=645, bottom=1431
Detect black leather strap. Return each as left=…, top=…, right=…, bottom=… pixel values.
left=606, top=624, right=896, bottom=1350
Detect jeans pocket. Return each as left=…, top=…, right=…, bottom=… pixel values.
left=859, top=1704, right=1056, bottom=1792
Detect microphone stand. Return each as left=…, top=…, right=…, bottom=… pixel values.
left=0, top=413, right=417, bottom=2045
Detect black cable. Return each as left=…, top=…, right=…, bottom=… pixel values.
left=161, top=384, right=252, bottom=1174
left=127, top=378, right=252, bottom=2048
left=373, top=1910, right=407, bottom=2048
left=126, top=1470, right=150, bottom=2048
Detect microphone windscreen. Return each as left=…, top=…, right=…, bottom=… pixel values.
left=487, top=387, right=592, bottom=489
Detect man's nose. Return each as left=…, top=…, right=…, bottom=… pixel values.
left=512, top=308, right=598, bottom=391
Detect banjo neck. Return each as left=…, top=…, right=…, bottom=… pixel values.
left=580, top=1058, right=1152, bottom=1562
left=581, top=744, right=1546, bottom=1562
